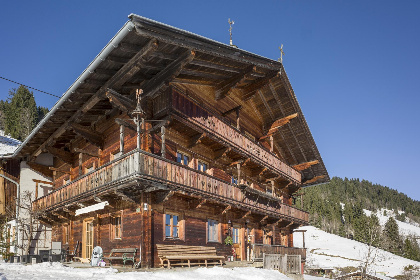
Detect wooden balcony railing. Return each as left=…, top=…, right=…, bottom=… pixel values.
left=33, top=150, right=308, bottom=223
left=252, top=244, right=306, bottom=261
left=170, top=91, right=302, bottom=184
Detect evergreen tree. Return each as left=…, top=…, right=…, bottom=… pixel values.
left=1, top=86, right=48, bottom=140
left=383, top=217, right=401, bottom=255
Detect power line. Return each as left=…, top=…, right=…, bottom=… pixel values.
left=0, top=76, right=60, bottom=98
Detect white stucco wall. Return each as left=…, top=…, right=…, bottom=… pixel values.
left=18, top=153, right=53, bottom=255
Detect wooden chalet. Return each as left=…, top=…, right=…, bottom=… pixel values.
left=15, top=14, right=329, bottom=267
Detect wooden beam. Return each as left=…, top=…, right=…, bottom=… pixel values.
left=142, top=50, right=196, bottom=98
left=115, top=118, right=137, bottom=132
left=114, top=190, right=136, bottom=204
left=242, top=70, right=279, bottom=100
left=303, top=175, right=326, bottom=185
left=62, top=207, right=76, bottom=216
left=49, top=167, right=71, bottom=175
left=213, top=147, right=231, bottom=160
left=221, top=105, right=242, bottom=117
left=241, top=210, right=251, bottom=219
left=45, top=146, right=74, bottom=165
left=293, top=160, right=319, bottom=171
left=188, top=133, right=206, bottom=148
left=27, top=162, right=53, bottom=178
left=260, top=215, right=269, bottom=223
left=162, top=191, right=174, bottom=202
left=259, top=167, right=268, bottom=177
left=70, top=123, right=103, bottom=149
left=286, top=221, right=294, bottom=228
left=221, top=205, right=231, bottom=214
left=196, top=199, right=207, bottom=209
left=259, top=113, right=299, bottom=141
left=32, top=179, right=53, bottom=185
left=215, top=65, right=255, bottom=100
left=105, top=89, right=136, bottom=112
left=72, top=148, right=100, bottom=158
left=31, top=38, right=159, bottom=158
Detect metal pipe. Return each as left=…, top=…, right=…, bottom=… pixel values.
left=0, top=173, right=20, bottom=255
left=11, top=20, right=135, bottom=157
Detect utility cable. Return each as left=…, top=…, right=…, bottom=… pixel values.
left=0, top=76, right=60, bottom=98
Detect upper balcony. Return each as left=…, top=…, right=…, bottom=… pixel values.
left=33, top=149, right=308, bottom=225
left=153, top=89, right=302, bottom=185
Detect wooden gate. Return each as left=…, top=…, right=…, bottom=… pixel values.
left=263, top=253, right=301, bottom=274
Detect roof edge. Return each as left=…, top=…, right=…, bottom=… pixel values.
left=12, top=20, right=135, bottom=158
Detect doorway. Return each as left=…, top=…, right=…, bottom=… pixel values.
left=83, top=218, right=94, bottom=258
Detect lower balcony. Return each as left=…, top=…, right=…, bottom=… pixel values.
left=33, top=149, right=308, bottom=225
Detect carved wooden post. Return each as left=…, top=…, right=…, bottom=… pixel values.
left=78, top=153, right=83, bottom=176
left=270, top=135, right=274, bottom=153
left=271, top=180, right=275, bottom=196
left=119, top=125, right=125, bottom=154
left=236, top=107, right=240, bottom=130
left=136, top=117, right=141, bottom=149
left=237, top=163, right=241, bottom=184
left=141, top=118, right=145, bottom=150
left=161, top=125, right=166, bottom=158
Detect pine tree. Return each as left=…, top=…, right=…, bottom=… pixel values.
left=383, top=217, right=401, bottom=255
left=1, top=86, right=48, bottom=141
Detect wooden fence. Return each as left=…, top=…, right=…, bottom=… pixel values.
left=263, top=253, right=301, bottom=274
left=252, top=244, right=306, bottom=261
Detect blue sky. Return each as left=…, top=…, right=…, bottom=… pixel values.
left=1, top=1, right=419, bottom=201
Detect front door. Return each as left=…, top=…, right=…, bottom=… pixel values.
left=232, top=225, right=241, bottom=260
left=83, top=218, right=94, bottom=258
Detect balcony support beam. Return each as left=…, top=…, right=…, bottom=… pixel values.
left=213, top=147, right=231, bottom=160
left=73, top=148, right=100, bottom=158
left=303, top=175, right=325, bottom=185
left=188, top=133, right=206, bottom=148
left=221, top=205, right=231, bottom=215
left=106, top=88, right=136, bottom=112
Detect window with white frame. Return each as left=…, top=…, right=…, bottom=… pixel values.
left=207, top=219, right=219, bottom=242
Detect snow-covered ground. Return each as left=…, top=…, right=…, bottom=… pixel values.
left=364, top=208, right=420, bottom=237
left=0, top=130, right=20, bottom=155
left=293, top=226, right=420, bottom=277
left=0, top=263, right=295, bottom=280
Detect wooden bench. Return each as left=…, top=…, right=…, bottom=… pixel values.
left=156, top=244, right=225, bottom=268
left=103, top=248, right=137, bottom=267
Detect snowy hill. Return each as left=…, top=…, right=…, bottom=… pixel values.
left=0, top=130, right=20, bottom=155
left=364, top=208, right=420, bottom=238
left=293, top=226, right=420, bottom=277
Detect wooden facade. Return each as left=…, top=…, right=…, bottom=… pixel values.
left=15, top=14, right=328, bottom=267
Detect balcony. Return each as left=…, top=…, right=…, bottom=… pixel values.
left=33, top=149, right=308, bottom=224
left=162, top=90, right=302, bottom=184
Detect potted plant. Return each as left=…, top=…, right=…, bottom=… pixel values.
left=224, top=236, right=234, bottom=261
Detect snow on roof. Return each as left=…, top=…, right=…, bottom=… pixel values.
left=0, top=130, right=21, bottom=155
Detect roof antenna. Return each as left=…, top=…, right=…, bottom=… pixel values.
left=228, top=18, right=237, bottom=48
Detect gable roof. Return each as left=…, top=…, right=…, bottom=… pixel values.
left=13, top=14, right=329, bottom=186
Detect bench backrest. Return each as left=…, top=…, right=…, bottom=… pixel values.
left=156, top=244, right=218, bottom=258
left=109, top=248, right=137, bottom=256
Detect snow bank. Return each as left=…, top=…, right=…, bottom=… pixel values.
left=0, top=263, right=293, bottom=280
left=293, top=226, right=420, bottom=277
left=0, top=130, right=20, bottom=155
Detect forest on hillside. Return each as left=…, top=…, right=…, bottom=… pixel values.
left=294, top=177, right=420, bottom=262
left=0, top=85, right=48, bottom=141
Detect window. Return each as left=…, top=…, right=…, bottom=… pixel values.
left=63, top=224, right=70, bottom=244
left=176, top=152, right=189, bottom=166
left=263, top=228, right=272, bottom=245
left=231, top=177, right=238, bottom=185
left=112, top=216, right=122, bottom=239
left=232, top=227, right=239, bottom=244
left=198, top=161, right=207, bottom=172
left=165, top=214, right=179, bottom=239
left=208, top=219, right=219, bottom=242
